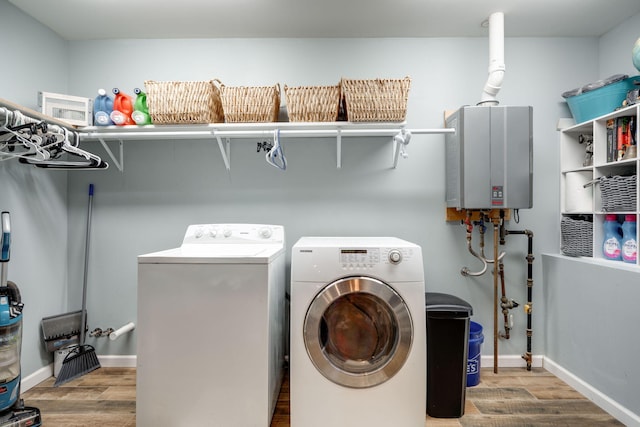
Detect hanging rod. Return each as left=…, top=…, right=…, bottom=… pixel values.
left=78, top=123, right=455, bottom=171
left=0, top=97, right=77, bottom=131
left=79, top=123, right=455, bottom=141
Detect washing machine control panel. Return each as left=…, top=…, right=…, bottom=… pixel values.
left=182, top=224, right=284, bottom=245
left=339, top=247, right=415, bottom=271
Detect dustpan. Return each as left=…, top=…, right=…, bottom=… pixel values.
left=41, top=310, right=85, bottom=352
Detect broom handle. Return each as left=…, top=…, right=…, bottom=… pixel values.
left=79, top=184, right=94, bottom=345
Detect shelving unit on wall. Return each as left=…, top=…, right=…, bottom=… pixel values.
left=560, top=103, right=639, bottom=266
left=1, top=97, right=455, bottom=172
left=79, top=122, right=454, bottom=171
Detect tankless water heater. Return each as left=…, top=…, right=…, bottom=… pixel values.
left=445, top=105, right=533, bottom=210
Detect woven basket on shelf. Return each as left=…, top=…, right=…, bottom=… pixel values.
left=144, top=80, right=224, bottom=124
left=216, top=82, right=281, bottom=123
left=341, top=76, right=411, bottom=122
left=284, top=84, right=341, bottom=122
left=560, top=216, right=593, bottom=257
left=598, top=175, right=637, bottom=212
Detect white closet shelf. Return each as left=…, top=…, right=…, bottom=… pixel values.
left=79, top=122, right=454, bottom=171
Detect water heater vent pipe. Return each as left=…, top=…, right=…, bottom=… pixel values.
left=479, top=12, right=505, bottom=106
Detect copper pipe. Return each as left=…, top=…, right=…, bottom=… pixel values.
left=492, top=218, right=500, bottom=374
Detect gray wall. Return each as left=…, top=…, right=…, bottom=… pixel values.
left=0, top=0, right=69, bottom=375
left=543, top=255, right=640, bottom=417
left=62, top=36, right=596, bottom=360
left=599, top=13, right=640, bottom=78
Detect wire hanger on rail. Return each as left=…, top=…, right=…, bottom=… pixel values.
left=265, top=129, right=287, bottom=171
left=0, top=107, right=108, bottom=170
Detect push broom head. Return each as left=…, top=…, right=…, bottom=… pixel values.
left=53, top=344, right=100, bottom=387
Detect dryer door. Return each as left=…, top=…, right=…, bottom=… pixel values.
left=303, top=276, right=413, bottom=388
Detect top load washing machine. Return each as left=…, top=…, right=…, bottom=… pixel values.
left=290, top=237, right=426, bottom=427
left=137, top=224, right=286, bottom=427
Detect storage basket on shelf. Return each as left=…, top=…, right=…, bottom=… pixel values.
left=597, top=175, right=637, bottom=212
left=341, top=76, right=411, bottom=122
left=560, top=216, right=593, bottom=257
left=284, top=84, right=341, bottom=122
left=144, top=80, right=224, bottom=124
left=216, top=82, right=281, bottom=123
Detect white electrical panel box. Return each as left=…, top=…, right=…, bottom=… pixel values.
left=38, top=91, right=93, bottom=127
left=445, top=105, right=533, bottom=210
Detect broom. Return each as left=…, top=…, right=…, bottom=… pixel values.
left=54, top=184, right=100, bottom=386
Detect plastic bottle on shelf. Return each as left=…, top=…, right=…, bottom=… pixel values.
left=621, top=215, right=637, bottom=264
left=602, top=214, right=622, bottom=261
left=110, top=88, right=135, bottom=126
left=94, top=89, right=114, bottom=126
left=131, top=88, right=152, bottom=125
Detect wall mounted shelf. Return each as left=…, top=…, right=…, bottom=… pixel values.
left=1, top=98, right=454, bottom=172
left=79, top=122, right=455, bottom=172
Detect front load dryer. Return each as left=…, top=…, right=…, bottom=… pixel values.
left=137, top=224, right=286, bottom=427
left=290, top=237, right=426, bottom=427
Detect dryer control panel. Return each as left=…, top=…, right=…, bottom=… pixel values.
left=339, top=246, right=417, bottom=271
left=182, top=223, right=284, bottom=245
left=291, top=236, right=424, bottom=282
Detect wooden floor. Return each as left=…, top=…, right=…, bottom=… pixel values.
left=21, top=366, right=624, bottom=426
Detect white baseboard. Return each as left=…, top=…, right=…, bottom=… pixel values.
left=544, top=357, right=640, bottom=427
left=97, top=354, right=137, bottom=368
left=481, top=354, right=543, bottom=368
left=21, top=365, right=53, bottom=392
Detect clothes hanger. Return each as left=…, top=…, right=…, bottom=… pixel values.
left=265, top=129, right=287, bottom=171
left=19, top=130, right=108, bottom=170
left=0, top=121, right=51, bottom=162
left=1, top=107, right=108, bottom=169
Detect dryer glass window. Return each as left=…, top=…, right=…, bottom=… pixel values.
left=304, top=276, right=413, bottom=388
left=320, top=293, right=396, bottom=374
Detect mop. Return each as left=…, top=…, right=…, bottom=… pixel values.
left=54, top=184, right=100, bottom=386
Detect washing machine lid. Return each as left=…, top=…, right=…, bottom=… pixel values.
left=138, top=224, right=285, bottom=264
left=138, top=244, right=283, bottom=264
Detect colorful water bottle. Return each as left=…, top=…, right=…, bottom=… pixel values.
left=621, top=215, right=637, bottom=264
left=602, top=214, right=622, bottom=261
left=132, top=88, right=152, bottom=125
left=110, top=88, right=134, bottom=126
left=94, top=89, right=114, bottom=126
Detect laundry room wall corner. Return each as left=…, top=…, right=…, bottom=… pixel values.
left=0, top=1, right=71, bottom=380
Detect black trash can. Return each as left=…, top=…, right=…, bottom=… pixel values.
left=425, top=292, right=473, bottom=418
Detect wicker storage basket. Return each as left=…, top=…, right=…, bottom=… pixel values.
left=560, top=216, right=593, bottom=257
left=216, top=82, right=281, bottom=123
left=284, top=84, right=341, bottom=122
left=341, top=76, right=411, bottom=122
left=144, top=80, right=224, bottom=124
left=598, top=175, right=637, bottom=212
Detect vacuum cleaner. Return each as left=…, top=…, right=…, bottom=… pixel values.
left=0, top=212, right=41, bottom=427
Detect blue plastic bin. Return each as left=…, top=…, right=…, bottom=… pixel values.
left=562, top=75, right=638, bottom=124
left=467, top=321, right=484, bottom=387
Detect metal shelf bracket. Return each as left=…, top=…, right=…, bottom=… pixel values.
left=213, top=132, right=231, bottom=171
left=97, top=137, right=124, bottom=172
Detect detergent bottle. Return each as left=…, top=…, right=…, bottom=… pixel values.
left=131, top=88, right=152, bottom=125
left=110, top=88, right=135, bottom=126
left=621, top=215, right=637, bottom=264
left=602, top=214, right=622, bottom=261
left=94, top=89, right=114, bottom=126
